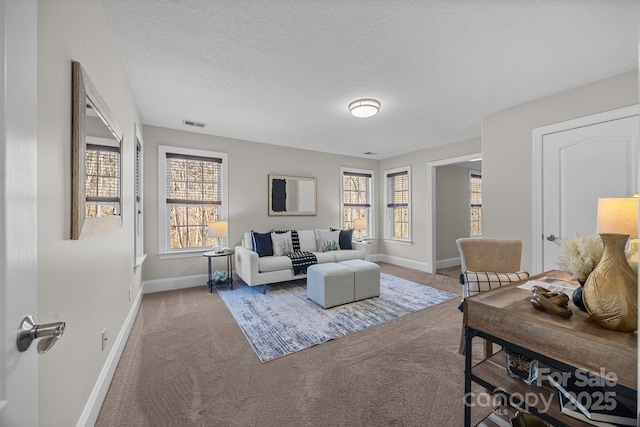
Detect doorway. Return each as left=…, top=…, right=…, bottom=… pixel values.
left=426, top=153, right=482, bottom=274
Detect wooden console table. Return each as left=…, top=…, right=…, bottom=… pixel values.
left=463, top=270, right=637, bottom=426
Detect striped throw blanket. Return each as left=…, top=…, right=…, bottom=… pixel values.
left=275, top=230, right=317, bottom=275
left=286, top=251, right=318, bottom=275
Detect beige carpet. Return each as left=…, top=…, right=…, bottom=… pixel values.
left=96, top=263, right=492, bottom=426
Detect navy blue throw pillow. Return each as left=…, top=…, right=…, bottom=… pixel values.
left=251, top=231, right=273, bottom=257
left=331, top=228, right=353, bottom=250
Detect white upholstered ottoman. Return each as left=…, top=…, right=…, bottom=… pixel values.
left=339, top=260, right=380, bottom=301
left=307, top=263, right=354, bottom=308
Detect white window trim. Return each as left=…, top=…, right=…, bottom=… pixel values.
left=339, top=166, right=375, bottom=240
left=383, top=165, right=412, bottom=243
left=158, top=145, right=229, bottom=260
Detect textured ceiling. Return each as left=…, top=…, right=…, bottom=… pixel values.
left=101, top=0, right=638, bottom=159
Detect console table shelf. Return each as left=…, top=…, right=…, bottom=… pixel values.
left=463, top=270, right=637, bottom=427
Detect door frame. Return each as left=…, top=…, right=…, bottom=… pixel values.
left=531, top=104, right=639, bottom=273
left=426, top=152, right=482, bottom=273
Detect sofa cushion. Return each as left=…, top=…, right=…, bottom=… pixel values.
left=251, top=231, right=273, bottom=257
left=258, top=256, right=293, bottom=273
left=333, top=249, right=363, bottom=262
left=317, top=230, right=341, bottom=252
left=313, top=251, right=336, bottom=264
left=271, top=231, right=293, bottom=256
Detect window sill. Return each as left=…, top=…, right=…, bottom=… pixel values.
left=383, top=237, right=413, bottom=246
left=158, top=249, right=212, bottom=260
left=352, top=237, right=376, bottom=243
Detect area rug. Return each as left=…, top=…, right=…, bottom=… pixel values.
left=217, top=273, right=457, bottom=362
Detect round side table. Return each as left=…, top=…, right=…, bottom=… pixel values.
left=203, top=249, right=234, bottom=292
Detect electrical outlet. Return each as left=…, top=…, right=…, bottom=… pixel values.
left=129, top=286, right=132, bottom=302
left=102, top=329, right=108, bottom=351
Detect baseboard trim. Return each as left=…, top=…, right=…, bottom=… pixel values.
left=143, top=274, right=208, bottom=294
left=435, top=257, right=461, bottom=270
left=372, top=254, right=431, bottom=272
left=76, top=286, right=144, bottom=427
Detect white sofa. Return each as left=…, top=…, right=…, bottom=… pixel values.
left=235, top=229, right=370, bottom=293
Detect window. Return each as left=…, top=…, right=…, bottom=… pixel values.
left=384, top=167, right=411, bottom=240
left=340, top=168, right=373, bottom=239
left=158, top=146, right=228, bottom=258
left=85, top=137, right=120, bottom=217
left=134, top=125, right=146, bottom=266
left=470, top=172, right=482, bottom=237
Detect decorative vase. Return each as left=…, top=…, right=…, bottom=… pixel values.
left=571, top=279, right=587, bottom=312
left=583, top=233, right=638, bottom=332
left=505, top=352, right=538, bottom=385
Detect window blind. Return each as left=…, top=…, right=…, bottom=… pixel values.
left=135, top=142, right=142, bottom=203
left=386, top=170, right=408, bottom=208
left=165, top=152, right=223, bottom=205
left=343, top=171, right=371, bottom=207
left=470, top=173, right=482, bottom=206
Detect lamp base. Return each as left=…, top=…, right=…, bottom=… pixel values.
left=583, top=233, right=638, bottom=333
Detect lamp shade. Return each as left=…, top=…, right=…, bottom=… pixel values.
left=208, top=221, right=228, bottom=238
left=353, top=218, right=367, bottom=231
left=596, top=198, right=638, bottom=238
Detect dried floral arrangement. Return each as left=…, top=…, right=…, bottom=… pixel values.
left=556, top=233, right=604, bottom=282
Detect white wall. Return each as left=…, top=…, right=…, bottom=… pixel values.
left=37, top=0, right=142, bottom=425
left=482, top=71, right=638, bottom=273
left=142, top=125, right=378, bottom=282
left=378, top=137, right=482, bottom=270
left=436, top=165, right=472, bottom=261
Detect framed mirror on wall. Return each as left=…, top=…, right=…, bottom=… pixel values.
left=71, top=60, right=124, bottom=239
left=268, top=174, right=317, bottom=216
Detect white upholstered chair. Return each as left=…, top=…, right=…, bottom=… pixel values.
left=456, top=238, right=524, bottom=357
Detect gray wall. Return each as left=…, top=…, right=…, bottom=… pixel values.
left=38, top=0, right=143, bottom=425
left=482, top=71, right=638, bottom=273
left=142, top=125, right=379, bottom=282
left=436, top=165, right=474, bottom=262
left=378, top=137, right=482, bottom=270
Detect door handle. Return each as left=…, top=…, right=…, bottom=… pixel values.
left=17, top=315, right=66, bottom=354
left=546, top=234, right=559, bottom=241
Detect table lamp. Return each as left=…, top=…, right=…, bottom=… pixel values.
left=208, top=221, right=228, bottom=254
left=582, top=197, right=638, bottom=332
left=353, top=218, right=367, bottom=242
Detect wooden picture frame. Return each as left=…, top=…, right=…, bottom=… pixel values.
left=268, top=174, right=317, bottom=216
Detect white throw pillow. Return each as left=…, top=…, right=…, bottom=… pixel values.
left=316, top=230, right=341, bottom=252
left=271, top=231, right=293, bottom=256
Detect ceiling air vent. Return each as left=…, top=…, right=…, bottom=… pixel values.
left=183, top=119, right=206, bottom=128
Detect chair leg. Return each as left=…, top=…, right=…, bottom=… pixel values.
left=459, top=327, right=466, bottom=355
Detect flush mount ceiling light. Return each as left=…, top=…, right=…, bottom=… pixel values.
left=348, top=99, right=380, bottom=118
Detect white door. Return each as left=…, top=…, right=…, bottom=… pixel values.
left=541, top=113, right=638, bottom=272
left=0, top=0, right=39, bottom=425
